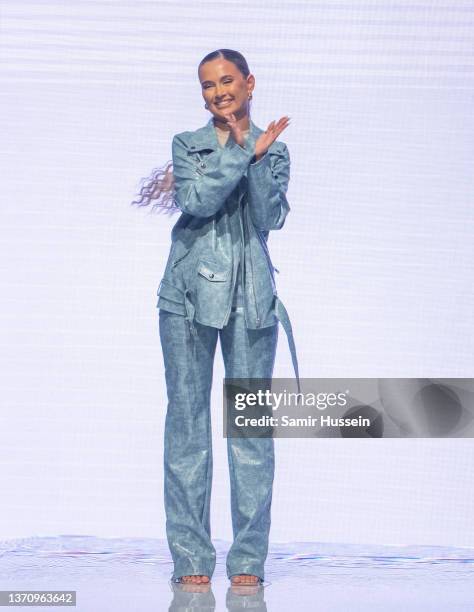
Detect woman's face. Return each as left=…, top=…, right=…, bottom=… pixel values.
left=198, top=58, right=254, bottom=122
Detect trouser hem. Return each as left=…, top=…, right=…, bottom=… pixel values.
left=226, top=566, right=265, bottom=581
left=171, top=567, right=214, bottom=582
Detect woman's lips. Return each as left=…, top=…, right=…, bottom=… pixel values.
left=215, top=99, right=233, bottom=107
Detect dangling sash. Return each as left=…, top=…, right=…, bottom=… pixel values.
left=274, top=296, right=301, bottom=394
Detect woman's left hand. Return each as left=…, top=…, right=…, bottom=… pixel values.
left=254, top=116, right=290, bottom=160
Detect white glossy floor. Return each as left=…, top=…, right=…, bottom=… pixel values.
left=1, top=536, right=473, bottom=611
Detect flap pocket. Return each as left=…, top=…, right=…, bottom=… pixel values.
left=157, top=280, right=185, bottom=303
left=197, top=260, right=230, bottom=282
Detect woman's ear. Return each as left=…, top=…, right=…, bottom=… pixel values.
left=246, top=73, right=256, bottom=96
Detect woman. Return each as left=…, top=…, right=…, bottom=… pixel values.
left=133, top=48, right=299, bottom=587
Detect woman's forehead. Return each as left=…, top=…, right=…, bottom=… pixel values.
left=199, top=59, right=241, bottom=80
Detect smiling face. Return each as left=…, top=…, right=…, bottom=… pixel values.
left=198, top=58, right=255, bottom=124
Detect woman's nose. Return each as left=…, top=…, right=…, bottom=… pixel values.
left=215, top=86, right=226, bottom=99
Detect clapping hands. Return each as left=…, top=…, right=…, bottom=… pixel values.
left=223, top=113, right=290, bottom=159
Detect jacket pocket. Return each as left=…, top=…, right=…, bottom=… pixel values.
left=157, top=279, right=185, bottom=304
left=197, top=261, right=229, bottom=282
left=195, top=259, right=232, bottom=325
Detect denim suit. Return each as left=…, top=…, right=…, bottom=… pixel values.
left=157, top=117, right=300, bottom=582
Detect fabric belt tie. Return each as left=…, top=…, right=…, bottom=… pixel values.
left=274, top=296, right=301, bottom=394
left=184, top=289, right=198, bottom=357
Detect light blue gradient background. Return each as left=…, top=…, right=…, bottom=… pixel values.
left=1, top=1, right=473, bottom=547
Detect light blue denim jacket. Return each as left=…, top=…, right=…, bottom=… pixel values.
left=156, top=117, right=300, bottom=388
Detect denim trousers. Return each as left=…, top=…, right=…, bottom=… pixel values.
left=159, top=304, right=278, bottom=582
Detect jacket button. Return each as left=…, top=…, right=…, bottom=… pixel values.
left=200, top=162, right=206, bottom=168
left=209, top=272, right=214, bottom=278
left=256, top=317, right=261, bottom=326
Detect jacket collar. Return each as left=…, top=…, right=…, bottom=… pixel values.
left=185, top=116, right=264, bottom=152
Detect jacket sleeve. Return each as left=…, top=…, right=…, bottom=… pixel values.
left=172, top=133, right=254, bottom=218
left=246, top=143, right=291, bottom=231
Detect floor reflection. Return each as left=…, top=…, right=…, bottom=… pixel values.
left=0, top=536, right=473, bottom=611
left=168, top=581, right=268, bottom=611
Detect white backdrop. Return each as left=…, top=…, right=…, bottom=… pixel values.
left=1, top=1, right=474, bottom=547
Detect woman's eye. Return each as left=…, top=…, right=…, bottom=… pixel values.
left=203, top=80, right=232, bottom=89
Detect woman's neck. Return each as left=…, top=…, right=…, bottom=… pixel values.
left=212, top=115, right=250, bottom=132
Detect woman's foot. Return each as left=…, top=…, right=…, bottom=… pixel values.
left=230, top=574, right=261, bottom=585
left=179, top=575, right=210, bottom=584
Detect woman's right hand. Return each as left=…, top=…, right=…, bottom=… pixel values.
left=254, top=116, right=290, bottom=160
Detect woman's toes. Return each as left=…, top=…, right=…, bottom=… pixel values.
left=231, top=574, right=259, bottom=585
left=180, top=574, right=210, bottom=584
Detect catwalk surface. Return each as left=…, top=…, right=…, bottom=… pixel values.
left=1, top=536, right=473, bottom=611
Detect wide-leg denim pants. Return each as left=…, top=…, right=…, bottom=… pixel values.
left=159, top=305, right=278, bottom=582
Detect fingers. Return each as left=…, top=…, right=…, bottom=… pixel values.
left=276, top=116, right=290, bottom=132
left=266, top=116, right=291, bottom=136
